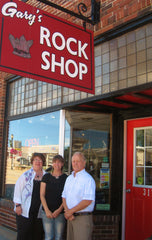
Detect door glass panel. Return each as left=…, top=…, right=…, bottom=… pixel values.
left=5, top=111, right=60, bottom=200
left=146, top=148, right=152, bottom=166
left=134, top=128, right=152, bottom=187
left=146, top=128, right=152, bottom=146
left=145, top=168, right=152, bottom=185
left=136, top=149, right=144, bottom=166
left=65, top=111, right=111, bottom=211
left=136, top=167, right=144, bottom=185
left=136, top=129, right=144, bottom=147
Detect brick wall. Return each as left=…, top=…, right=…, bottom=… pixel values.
left=94, top=0, right=152, bottom=36
left=25, top=0, right=152, bottom=36
left=0, top=73, right=7, bottom=195
left=0, top=197, right=120, bottom=240
left=0, top=198, right=16, bottom=231
left=93, top=215, right=120, bottom=240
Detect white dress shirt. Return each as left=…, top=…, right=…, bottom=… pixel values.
left=62, top=169, right=96, bottom=212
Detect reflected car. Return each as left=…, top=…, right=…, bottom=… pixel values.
left=17, top=157, right=29, bottom=166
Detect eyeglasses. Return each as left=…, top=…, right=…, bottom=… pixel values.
left=34, top=159, right=43, bottom=163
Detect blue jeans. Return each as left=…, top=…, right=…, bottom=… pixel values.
left=42, top=211, right=66, bottom=240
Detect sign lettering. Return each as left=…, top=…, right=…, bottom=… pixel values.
left=25, top=138, right=39, bottom=147
left=1, top=2, right=43, bottom=25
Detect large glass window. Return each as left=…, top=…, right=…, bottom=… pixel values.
left=5, top=111, right=61, bottom=200
left=6, top=108, right=112, bottom=212
left=64, top=111, right=112, bottom=211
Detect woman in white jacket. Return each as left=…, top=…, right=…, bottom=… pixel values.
left=13, top=152, right=46, bottom=240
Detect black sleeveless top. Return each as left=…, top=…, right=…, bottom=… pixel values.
left=41, top=173, right=67, bottom=212
left=29, top=180, right=41, bottom=217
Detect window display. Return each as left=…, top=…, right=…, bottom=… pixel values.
left=65, top=111, right=112, bottom=211
left=5, top=111, right=60, bottom=199
left=6, top=109, right=112, bottom=212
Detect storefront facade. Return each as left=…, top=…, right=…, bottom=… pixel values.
left=0, top=1, right=152, bottom=240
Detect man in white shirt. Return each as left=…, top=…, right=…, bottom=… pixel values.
left=62, top=152, right=96, bottom=240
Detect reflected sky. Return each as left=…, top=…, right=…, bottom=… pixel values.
left=8, top=111, right=60, bottom=146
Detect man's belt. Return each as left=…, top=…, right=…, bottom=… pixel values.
left=73, top=212, right=92, bottom=216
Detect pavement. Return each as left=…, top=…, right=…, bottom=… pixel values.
left=0, top=226, right=17, bottom=240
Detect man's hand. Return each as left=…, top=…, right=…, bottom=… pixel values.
left=68, top=215, right=75, bottom=221
left=64, top=209, right=74, bottom=220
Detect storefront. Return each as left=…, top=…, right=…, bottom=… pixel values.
left=6, top=106, right=112, bottom=213
left=4, top=78, right=116, bottom=239
left=0, top=0, right=152, bottom=240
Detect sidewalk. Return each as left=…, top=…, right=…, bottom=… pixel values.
left=0, top=226, right=17, bottom=240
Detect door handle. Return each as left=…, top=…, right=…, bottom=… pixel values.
left=126, top=189, right=131, bottom=193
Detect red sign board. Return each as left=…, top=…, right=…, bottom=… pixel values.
left=0, top=0, right=94, bottom=93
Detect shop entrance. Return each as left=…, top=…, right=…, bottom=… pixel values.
left=125, top=117, right=152, bottom=240
left=65, top=111, right=112, bottom=211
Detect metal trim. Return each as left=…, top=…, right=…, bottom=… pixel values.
left=37, top=0, right=100, bottom=27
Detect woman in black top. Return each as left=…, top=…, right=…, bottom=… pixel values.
left=40, top=155, right=67, bottom=240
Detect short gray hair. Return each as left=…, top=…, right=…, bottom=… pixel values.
left=72, top=152, right=86, bottom=161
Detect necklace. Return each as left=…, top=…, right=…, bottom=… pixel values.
left=35, top=171, right=42, bottom=180
left=52, top=172, right=62, bottom=179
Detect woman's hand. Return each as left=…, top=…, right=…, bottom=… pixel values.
left=45, top=209, right=53, bottom=218
left=15, top=206, right=22, bottom=215
left=52, top=209, right=60, bottom=218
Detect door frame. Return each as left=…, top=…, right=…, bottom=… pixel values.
left=122, top=119, right=127, bottom=240
left=121, top=117, right=152, bottom=240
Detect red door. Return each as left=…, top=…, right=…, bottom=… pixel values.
left=125, top=117, right=152, bottom=240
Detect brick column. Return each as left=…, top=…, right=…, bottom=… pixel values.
left=0, top=73, right=7, bottom=196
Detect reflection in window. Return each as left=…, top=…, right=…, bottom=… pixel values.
left=136, top=129, right=144, bottom=147
left=136, top=149, right=144, bottom=166
left=64, top=120, right=71, bottom=173
left=65, top=111, right=111, bottom=211
left=145, top=168, right=152, bottom=185
left=6, top=111, right=60, bottom=200
left=146, top=128, right=152, bottom=146
left=146, top=149, right=152, bottom=166
left=135, top=128, right=152, bottom=186
left=136, top=167, right=144, bottom=185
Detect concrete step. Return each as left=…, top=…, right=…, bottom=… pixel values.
left=0, top=225, right=17, bottom=240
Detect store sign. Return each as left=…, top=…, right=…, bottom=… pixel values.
left=0, top=0, right=94, bottom=93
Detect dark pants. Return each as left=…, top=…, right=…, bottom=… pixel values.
left=16, top=214, right=44, bottom=240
